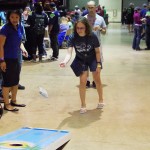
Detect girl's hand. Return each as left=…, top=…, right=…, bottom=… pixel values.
left=93, top=26, right=101, bottom=31
left=60, top=62, right=66, bottom=67
left=22, top=50, right=28, bottom=58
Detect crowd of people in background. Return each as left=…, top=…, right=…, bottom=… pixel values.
left=0, top=1, right=109, bottom=62
left=1, top=0, right=150, bottom=115
left=0, top=0, right=108, bottom=60
left=122, top=2, right=150, bottom=51
left=1, top=0, right=150, bottom=114
left=0, top=0, right=107, bottom=114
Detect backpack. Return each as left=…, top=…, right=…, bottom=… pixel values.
left=34, top=14, right=45, bottom=35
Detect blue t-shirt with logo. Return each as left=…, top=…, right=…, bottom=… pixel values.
left=0, top=23, right=24, bottom=59
left=67, top=32, right=100, bottom=62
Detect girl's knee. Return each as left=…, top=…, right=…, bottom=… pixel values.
left=80, top=80, right=86, bottom=86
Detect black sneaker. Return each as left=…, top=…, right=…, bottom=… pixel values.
left=136, top=48, right=141, bottom=51
left=92, top=81, right=96, bottom=88
left=86, top=81, right=90, bottom=88
left=145, top=48, right=150, bottom=50
left=18, top=84, right=25, bottom=90
left=49, top=56, right=58, bottom=61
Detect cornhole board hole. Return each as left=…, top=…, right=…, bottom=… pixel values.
left=0, top=127, right=71, bottom=150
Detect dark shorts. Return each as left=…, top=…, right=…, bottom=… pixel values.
left=83, top=59, right=103, bottom=72
left=2, top=59, right=20, bottom=87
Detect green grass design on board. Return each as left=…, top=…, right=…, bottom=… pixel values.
left=0, top=142, right=41, bottom=150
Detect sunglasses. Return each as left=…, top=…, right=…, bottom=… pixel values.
left=76, top=27, right=85, bottom=30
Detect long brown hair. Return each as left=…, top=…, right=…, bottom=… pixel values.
left=6, top=10, right=22, bottom=23
left=74, top=17, right=92, bottom=36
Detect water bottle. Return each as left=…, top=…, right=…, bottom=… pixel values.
left=39, top=87, right=48, bottom=98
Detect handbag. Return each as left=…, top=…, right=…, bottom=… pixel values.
left=70, top=58, right=84, bottom=77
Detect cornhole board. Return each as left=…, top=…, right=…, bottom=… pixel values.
left=0, top=127, right=71, bottom=150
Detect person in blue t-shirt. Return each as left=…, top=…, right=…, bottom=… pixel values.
left=140, top=4, right=147, bottom=18
left=0, top=10, right=28, bottom=111
left=81, top=7, right=89, bottom=16
left=140, top=4, right=148, bottom=40
left=143, top=11, right=150, bottom=50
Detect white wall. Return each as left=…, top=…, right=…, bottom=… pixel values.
left=99, top=0, right=122, bottom=22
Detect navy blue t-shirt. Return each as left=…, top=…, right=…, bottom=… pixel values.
left=48, top=10, right=60, bottom=34
left=82, top=9, right=89, bottom=16
left=140, top=8, right=147, bottom=18
left=0, top=23, right=24, bottom=59
left=67, top=33, right=100, bottom=62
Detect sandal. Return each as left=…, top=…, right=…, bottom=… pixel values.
left=97, top=103, right=105, bottom=109
left=80, top=107, right=87, bottom=114
left=4, top=104, right=19, bottom=111
left=10, top=100, right=26, bottom=107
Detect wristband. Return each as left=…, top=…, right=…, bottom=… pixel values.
left=97, top=64, right=101, bottom=68
left=97, top=62, right=102, bottom=68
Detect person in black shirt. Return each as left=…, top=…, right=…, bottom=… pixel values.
left=60, top=17, right=104, bottom=114
left=126, top=3, right=134, bottom=32
left=121, top=8, right=127, bottom=26
left=27, top=3, right=48, bottom=62
left=48, top=2, right=60, bottom=61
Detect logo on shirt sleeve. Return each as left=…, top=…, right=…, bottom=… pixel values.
left=50, top=13, right=55, bottom=18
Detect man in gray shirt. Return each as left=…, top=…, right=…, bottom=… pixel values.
left=84, top=0, right=106, bottom=88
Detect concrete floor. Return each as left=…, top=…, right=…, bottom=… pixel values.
left=1, top=23, right=150, bottom=150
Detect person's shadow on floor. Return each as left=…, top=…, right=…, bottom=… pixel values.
left=57, top=109, right=103, bottom=129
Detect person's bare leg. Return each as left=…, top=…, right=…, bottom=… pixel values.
left=11, top=85, right=18, bottom=102
left=92, top=72, right=103, bottom=103
left=10, top=85, right=25, bottom=107
left=127, top=24, right=130, bottom=33
left=79, top=71, right=88, bottom=108
left=87, top=68, right=89, bottom=80
left=2, top=87, right=14, bottom=110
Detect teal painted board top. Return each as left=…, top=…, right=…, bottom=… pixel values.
left=0, top=127, right=71, bottom=150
